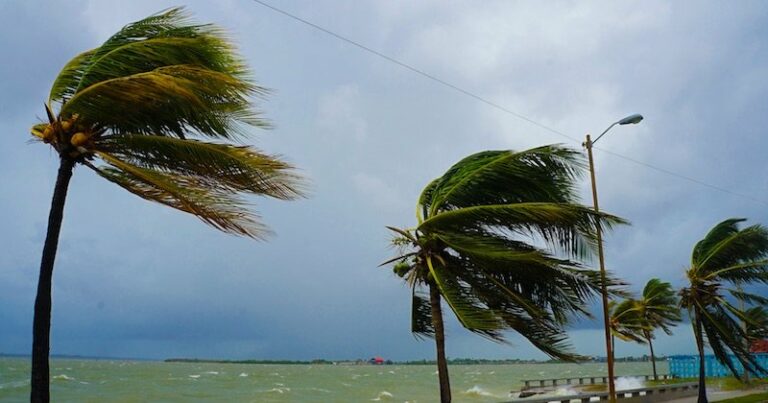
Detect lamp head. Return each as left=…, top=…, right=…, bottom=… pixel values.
left=618, top=114, right=643, bottom=125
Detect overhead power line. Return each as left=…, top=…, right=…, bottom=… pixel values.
left=251, top=0, right=768, bottom=207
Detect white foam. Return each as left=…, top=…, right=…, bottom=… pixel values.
left=371, top=391, right=394, bottom=401
left=239, top=372, right=248, bottom=377
left=615, top=377, right=645, bottom=391
left=188, top=375, right=200, bottom=379
left=463, top=385, right=497, bottom=398
left=53, top=374, right=74, bottom=381
left=204, top=371, right=219, bottom=375
left=553, top=386, right=578, bottom=396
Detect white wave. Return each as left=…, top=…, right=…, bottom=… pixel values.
left=463, top=385, right=497, bottom=398
left=188, top=375, right=201, bottom=379
left=53, top=374, right=75, bottom=381
left=239, top=372, right=248, bottom=377
left=371, top=391, right=394, bottom=401
left=204, top=371, right=219, bottom=375
left=615, top=376, right=645, bottom=391
left=553, top=386, right=578, bottom=396
left=0, top=380, right=30, bottom=389
left=267, top=387, right=291, bottom=394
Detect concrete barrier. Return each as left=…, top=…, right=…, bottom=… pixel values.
left=509, top=381, right=698, bottom=403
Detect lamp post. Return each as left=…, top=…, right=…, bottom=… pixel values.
left=583, top=113, right=643, bottom=403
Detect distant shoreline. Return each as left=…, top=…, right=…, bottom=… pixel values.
left=1, top=353, right=666, bottom=365
left=163, top=357, right=668, bottom=365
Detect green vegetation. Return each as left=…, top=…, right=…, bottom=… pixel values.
left=609, top=278, right=680, bottom=382
left=29, top=8, right=303, bottom=402
left=635, top=279, right=681, bottom=379
left=714, top=392, right=768, bottom=403
left=384, top=145, right=626, bottom=403
left=647, top=377, right=768, bottom=391
left=680, top=218, right=768, bottom=403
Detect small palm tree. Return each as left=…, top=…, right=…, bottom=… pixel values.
left=744, top=306, right=768, bottom=344
left=636, top=278, right=681, bottom=380
left=385, top=145, right=626, bottom=403
left=609, top=298, right=647, bottom=362
left=680, top=218, right=768, bottom=403
left=29, top=8, right=303, bottom=402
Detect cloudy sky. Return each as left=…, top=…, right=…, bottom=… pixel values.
left=2, top=0, right=768, bottom=362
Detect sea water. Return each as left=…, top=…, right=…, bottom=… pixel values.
left=0, top=357, right=666, bottom=402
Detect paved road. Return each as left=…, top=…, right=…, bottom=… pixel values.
left=665, top=388, right=763, bottom=402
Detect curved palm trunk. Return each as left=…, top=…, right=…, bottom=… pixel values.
left=31, top=157, right=75, bottom=403
left=429, top=283, right=451, bottom=403
left=645, top=332, right=657, bottom=381
left=693, top=311, right=708, bottom=403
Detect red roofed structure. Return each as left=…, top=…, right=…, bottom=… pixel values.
left=751, top=339, right=768, bottom=353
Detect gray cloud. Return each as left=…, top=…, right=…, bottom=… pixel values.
left=3, top=0, right=768, bottom=361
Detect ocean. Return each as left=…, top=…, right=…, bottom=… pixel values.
left=0, top=357, right=666, bottom=402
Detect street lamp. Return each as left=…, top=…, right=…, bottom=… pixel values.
left=583, top=113, right=643, bottom=403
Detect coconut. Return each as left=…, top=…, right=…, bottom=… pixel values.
left=60, top=121, right=72, bottom=132
left=70, top=132, right=89, bottom=147
left=42, top=126, right=55, bottom=142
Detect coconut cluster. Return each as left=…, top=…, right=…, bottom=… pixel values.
left=31, top=114, right=95, bottom=157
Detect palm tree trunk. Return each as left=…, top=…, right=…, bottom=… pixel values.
left=693, top=311, right=708, bottom=403
left=429, top=283, right=451, bottom=403
left=647, top=335, right=657, bottom=381
left=31, top=157, right=75, bottom=403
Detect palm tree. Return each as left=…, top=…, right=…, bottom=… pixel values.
left=744, top=306, right=768, bottom=345
left=636, top=278, right=681, bottom=380
left=384, top=145, right=627, bottom=402
left=609, top=298, right=647, bottom=364
left=679, top=218, right=768, bottom=403
left=29, top=8, right=303, bottom=402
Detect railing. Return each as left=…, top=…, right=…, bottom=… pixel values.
left=509, top=382, right=698, bottom=403
left=520, top=374, right=672, bottom=391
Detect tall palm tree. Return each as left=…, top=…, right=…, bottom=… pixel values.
left=636, top=278, right=681, bottom=380
left=385, top=145, right=627, bottom=403
left=679, top=218, right=768, bottom=403
left=29, top=8, right=303, bottom=402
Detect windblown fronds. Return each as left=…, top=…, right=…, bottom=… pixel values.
left=385, top=145, right=628, bottom=361
left=33, top=7, right=304, bottom=238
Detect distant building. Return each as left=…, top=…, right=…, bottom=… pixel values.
left=751, top=339, right=768, bottom=353
left=369, top=356, right=385, bottom=365
left=668, top=354, right=768, bottom=378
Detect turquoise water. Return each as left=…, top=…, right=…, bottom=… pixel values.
left=0, top=358, right=666, bottom=402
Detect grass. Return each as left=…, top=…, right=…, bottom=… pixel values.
left=647, top=377, right=768, bottom=391
left=714, top=392, right=768, bottom=403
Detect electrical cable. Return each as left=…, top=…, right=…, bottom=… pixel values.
left=252, top=0, right=768, bottom=207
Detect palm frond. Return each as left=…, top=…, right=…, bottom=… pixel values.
left=427, top=145, right=584, bottom=216
left=691, top=218, right=746, bottom=266
left=48, top=49, right=96, bottom=104
left=89, top=152, right=269, bottom=238
left=411, top=287, right=435, bottom=339
left=698, top=224, right=768, bottom=274
left=425, top=256, right=505, bottom=333
left=420, top=202, right=627, bottom=258
left=61, top=65, right=261, bottom=138
left=99, top=135, right=303, bottom=199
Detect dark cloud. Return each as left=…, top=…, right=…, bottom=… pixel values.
left=3, top=0, right=768, bottom=361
